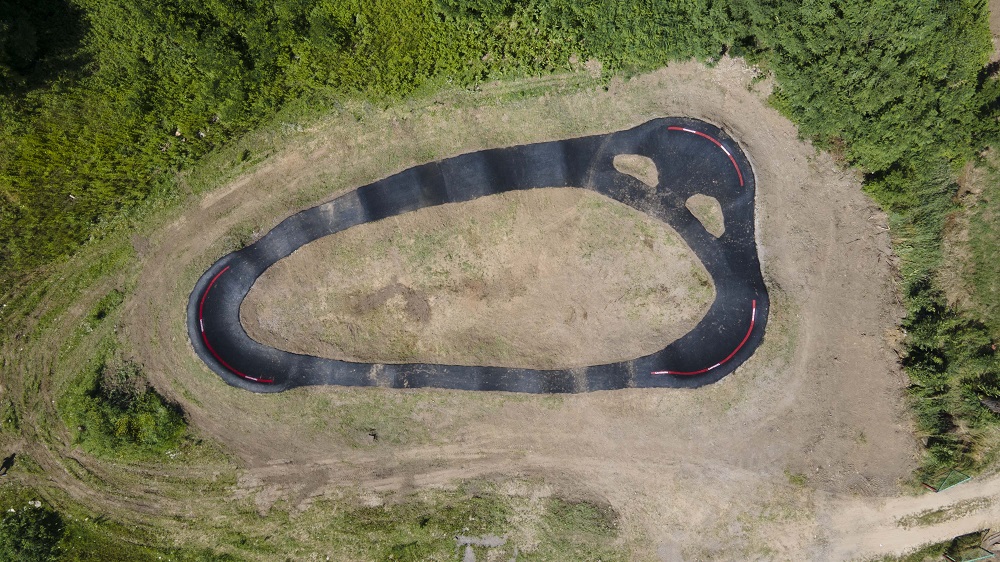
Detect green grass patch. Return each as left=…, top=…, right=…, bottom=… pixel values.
left=0, top=398, right=19, bottom=436
left=328, top=393, right=431, bottom=445
left=873, top=529, right=995, bottom=562
left=217, top=222, right=262, bottom=255
left=785, top=470, right=808, bottom=487
left=83, top=290, right=124, bottom=330
left=0, top=477, right=628, bottom=560
left=0, top=481, right=234, bottom=561
left=31, top=245, right=134, bottom=338
left=869, top=541, right=950, bottom=562
left=525, top=498, right=624, bottom=561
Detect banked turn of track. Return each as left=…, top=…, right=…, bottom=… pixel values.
left=188, top=117, right=769, bottom=393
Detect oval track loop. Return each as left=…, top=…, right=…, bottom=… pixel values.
left=187, top=117, right=769, bottom=393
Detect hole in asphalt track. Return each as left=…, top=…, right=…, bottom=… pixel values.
left=685, top=194, right=725, bottom=238
left=613, top=154, right=658, bottom=188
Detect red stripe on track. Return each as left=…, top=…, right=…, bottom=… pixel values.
left=198, top=265, right=274, bottom=384
left=652, top=300, right=757, bottom=376
left=667, top=126, right=745, bottom=186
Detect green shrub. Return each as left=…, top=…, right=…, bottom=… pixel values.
left=0, top=503, right=65, bottom=562
left=63, top=351, right=185, bottom=459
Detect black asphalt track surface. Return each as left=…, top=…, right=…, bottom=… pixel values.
left=187, top=117, right=769, bottom=393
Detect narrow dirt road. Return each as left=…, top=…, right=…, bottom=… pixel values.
left=824, top=472, right=1000, bottom=559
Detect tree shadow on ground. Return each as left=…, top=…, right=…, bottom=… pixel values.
left=0, top=0, right=89, bottom=99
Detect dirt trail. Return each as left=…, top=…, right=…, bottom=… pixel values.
left=824, top=473, right=1000, bottom=559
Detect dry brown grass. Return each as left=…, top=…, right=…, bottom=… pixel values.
left=241, top=188, right=714, bottom=369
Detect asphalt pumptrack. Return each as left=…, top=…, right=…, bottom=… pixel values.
left=188, top=117, right=769, bottom=393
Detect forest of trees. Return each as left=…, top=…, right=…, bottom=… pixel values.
left=2, top=0, right=999, bottom=475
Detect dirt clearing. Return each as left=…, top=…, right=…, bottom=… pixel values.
left=241, top=188, right=714, bottom=369
left=99, top=56, right=923, bottom=559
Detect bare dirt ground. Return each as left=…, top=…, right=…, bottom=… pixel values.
left=241, top=188, right=714, bottom=369
left=0, top=54, right=914, bottom=559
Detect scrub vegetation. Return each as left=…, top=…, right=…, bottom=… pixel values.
left=61, top=343, right=186, bottom=460
left=3, top=0, right=1000, bottom=557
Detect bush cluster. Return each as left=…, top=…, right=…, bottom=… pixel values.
left=748, top=0, right=1000, bottom=472
left=0, top=503, right=65, bottom=562
left=63, top=354, right=185, bottom=459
